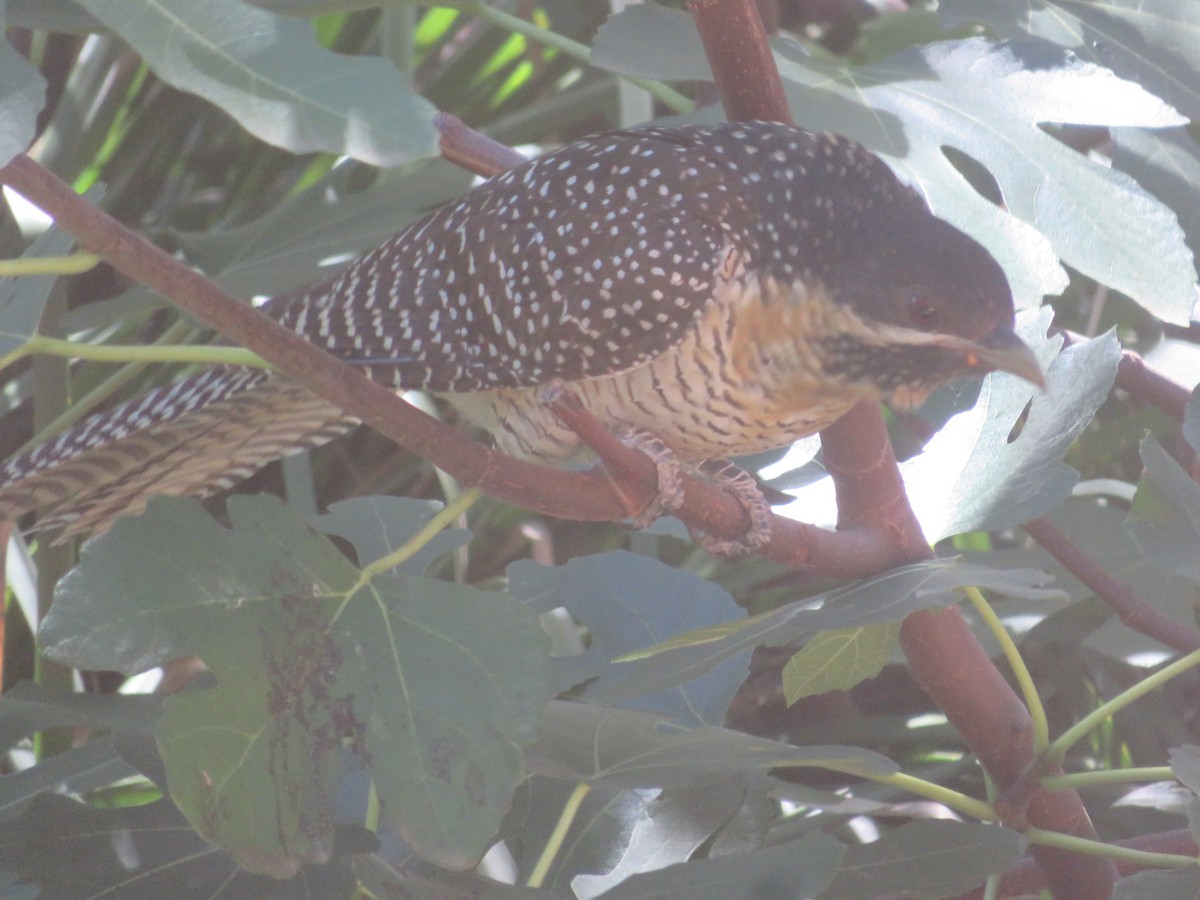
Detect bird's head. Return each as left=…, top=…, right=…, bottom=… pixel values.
left=818, top=210, right=1044, bottom=408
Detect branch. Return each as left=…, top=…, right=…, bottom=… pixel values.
left=1024, top=516, right=1200, bottom=654
left=687, top=0, right=791, bottom=124
left=1062, top=329, right=1191, bottom=421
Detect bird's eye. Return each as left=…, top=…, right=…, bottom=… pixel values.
left=907, top=293, right=941, bottom=329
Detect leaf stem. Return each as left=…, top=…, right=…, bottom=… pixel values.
left=3, top=334, right=270, bottom=370
left=963, top=586, right=1049, bottom=751
left=15, top=319, right=197, bottom=454
left=1044, top=649, right=1200, bottom=766
left=1040, top=767, right=1176, bottom=791
left=776, top=762, right=997, bottom=823
left=527, top=782, right=591, bottom=888
left=0, top=252, right=100, bottom=275
left=871, top=771, right=997, bottom=822
left=358, top=486, right=483, bottom=582
left=1024, top=826, right=1199, bottom=869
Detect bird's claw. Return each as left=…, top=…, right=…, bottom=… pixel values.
left=615, top=430, right=684, bottom=529
left=686, top=459, right=773, bottom=556
left=616, top=434, right=772, bottom=556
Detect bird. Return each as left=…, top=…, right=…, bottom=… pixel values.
left=0, top=120, right=1044, bottom=541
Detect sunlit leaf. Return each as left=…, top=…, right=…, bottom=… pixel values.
left=900, top=312, right=1120, bottom=542
left=782, top=621, right=900, bottom=704
left=943, top=0, right=1200, bottom=119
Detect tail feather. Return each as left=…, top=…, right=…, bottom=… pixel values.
left=0, top=368, right=356, bottom=538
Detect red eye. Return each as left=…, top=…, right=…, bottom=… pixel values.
left=908, top=293, right=940, bottom=329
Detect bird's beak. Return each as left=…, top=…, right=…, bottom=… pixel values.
left=971, top=326, right=1046, bottom=389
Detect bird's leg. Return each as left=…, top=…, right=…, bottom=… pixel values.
left=541, top=382, right=670, bottom=522
left=542, top=383, right=772, bottom=555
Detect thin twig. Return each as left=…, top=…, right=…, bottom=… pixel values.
left=1024, top=516, right=1200, bottom=654
left=1062, top=329, right=1190, bottom=421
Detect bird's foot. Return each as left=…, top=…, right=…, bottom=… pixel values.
left=613, top=430, right=684, bottom=529
left=541, top=386, right=771, bottom=556
left=616, top=439, right=773, bottom=557
left=687, top=459, right=773, bottom=556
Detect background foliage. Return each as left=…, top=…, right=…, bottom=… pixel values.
left=0, top=1, right=1199, bottom=898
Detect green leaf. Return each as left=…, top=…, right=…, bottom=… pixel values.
left=1127, top=434, right=1200, bottom=583
left=591, top=830, right=845, bottom=900
left=526, top=701, right=899, bottom=790
left=1034, top=499, right=1197, bottom=661
left=943, top=0, right=1200, bottom=119
left=0, top=793, right=363, bottom=900
left=310, top=495, right=471, bottom=572
left=901, top=312, right=1121, bottom=542
left=569, top=780, right=751, bottom=897
left=8, top=0, right=98, bottom=32
left=782, top=621, right=900, bottom=705
left=1187, top=385, right=1200, bottom=454
left=0, top=12, right=46, bottom=167
left=820, top=820, right=1022, bottom=899
left=40, top=495, right=550, bottom=874
left=502, top=777, right=647, bottom=892
left=0, top=736, right=136, bottom=820
left=1169, top=745, right=1200, bottom=795
left=1112, top=128, right=1200, bottom=291
left=74, top=0, right=438, bottom=166
left=591, top=4, right=712, bottom=81
left=508, top=551, right=751, bottom=726
left=1113, top=867, right=1200, bottom=900
left=605, top=559, right=1062, bottom=700
left=0, top=681, right=159, bottom=751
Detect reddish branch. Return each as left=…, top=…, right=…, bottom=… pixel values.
left=688, top=0, right=791, bottom=124
left=685, top=0, right=1118, bottom=896
left=1024, top=517, right=1200, bottom=653
left=434, top=112, right=525, bottom=174
left=1061, top=330, right=1191, bottom=421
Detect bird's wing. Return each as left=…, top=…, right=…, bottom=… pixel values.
left=273, top=126, right=750, bottom=392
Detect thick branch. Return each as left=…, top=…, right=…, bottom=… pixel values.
left=688, top=0, right=791, bottom=124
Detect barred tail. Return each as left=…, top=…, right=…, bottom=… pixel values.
left=0, top=367, right=355, bottom=539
